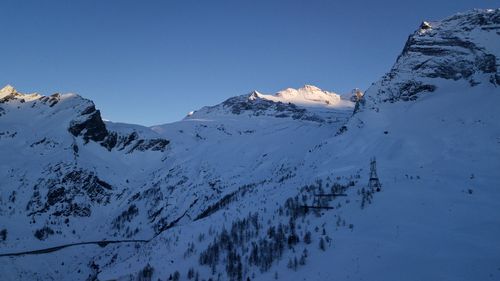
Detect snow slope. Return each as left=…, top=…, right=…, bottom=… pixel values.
left=0, top=86, right=170, bottom=252
left=0, top=8, right=499, bottom=281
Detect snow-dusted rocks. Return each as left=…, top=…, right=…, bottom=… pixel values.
left=0, top=86, right=170, bottom=152
left=1, top=8, right=500, bottom=281
left=0, top=84, right=42, bottom=102
left=0, top=85, right=17, bottom=99
left=256, top=85, right=348, bottom=108
left=187, top=85, right=354, bottom=124
left=0, top=87, right=171, bottom=253
left=68, top=103, right=109, bottom=143
left=365, top=9, right=500, bottom=105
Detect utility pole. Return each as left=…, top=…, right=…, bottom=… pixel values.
left=368, top=157, right=382, bottom=192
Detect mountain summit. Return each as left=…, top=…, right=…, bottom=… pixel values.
left=183, top=85, right=354, bottom=125
left=0, top=85, right=16, bottom=97
left=251, top=85, right=350, bottom=108
left=1, top=9, right=499, bottom=281
left=364, top=8, right=499, bottom=105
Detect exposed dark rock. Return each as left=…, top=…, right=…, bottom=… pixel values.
left=0, top=229, right=7, bottom=241
left=99, top=130, right=169, bottom=153
left=72, top=143, right=79, bottom=154
left=80, top=105, right=97, bottom=115
left=427, top=60, right=475, bottom=80
left=112, top=204, right=139, bottom=231
left=336, top=125, right=348, bottom=136
left=406, top=46, right=453, bottom=57
left=39, top=94, right=61, bottom=107
left=34, top=226, right=54, bottom=240
left=27, top=165, right=113, bottom=218
left=216, top=93, right=326, bottom=123
left=68, top=110, right=108, bottom=143
left=100, top=132, right=118, bottom=151
left=367, top=9, right=500, bottom=106
left=121, top=132, right=138, bottom=147
left=52, top=203, right=91, bottom=217
left=477, top=54, right=497, bottom=73
left=127, top=138, right=170, bottom=153
left=47, top=187, right=66, bottom=206
left=420, top=21, right=432, bottom=30
left=399, top=81, right=436, bottom=101
left=30, top=138, right=47, bottom=147
left=400, top=35, right=496, bottom=82
left=95, top=178, right=112, bottom=190
left=61, top=171, right=112, bottom=204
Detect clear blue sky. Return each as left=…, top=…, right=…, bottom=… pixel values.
left=0, top=0, right=494, bottom=125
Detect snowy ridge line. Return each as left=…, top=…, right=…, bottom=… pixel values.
left=1, top=9, right=499, bottom=280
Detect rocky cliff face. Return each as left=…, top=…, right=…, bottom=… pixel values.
left=364, top=9, right=499, bottom=105
left=0, top=86, right=171, bottom=247
left=0, top=85, right=170, bottom=152
left=1, top=9, right=500, bottom=281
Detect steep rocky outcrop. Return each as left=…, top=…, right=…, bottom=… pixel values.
left=68, top=105, right=108, bottom=143
left=26, top=164, right=113, bottom=218
left=0, top=85, right=170, bottom=153
left=1, top=9, right=499, bottom=281
left=364, top=9, right=499, bottom=105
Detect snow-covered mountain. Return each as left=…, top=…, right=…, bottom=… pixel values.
left=1, top=8, right=499, bottom=281
left=181, top=84, right=353, bottom=124
left=0, top=85, right=171, bottom=247
left=252, top=85, right=351, bottom=108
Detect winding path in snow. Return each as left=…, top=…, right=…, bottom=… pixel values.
left=0, top=198, right=200, bottom=258
left=0, top=239, right=149, bottom=257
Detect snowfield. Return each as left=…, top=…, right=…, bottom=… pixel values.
left=0, top=8, right=499, bottom=281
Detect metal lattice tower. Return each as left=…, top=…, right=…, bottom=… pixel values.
left=368, top=157, right=382, bottom=192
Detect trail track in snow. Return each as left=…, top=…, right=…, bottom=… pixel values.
left=0, top=239, right=149, bottom=257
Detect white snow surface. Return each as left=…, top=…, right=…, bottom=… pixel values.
left=0, top=8, right=499, bottom=281
left=252, top=85, right=352, bottom=108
